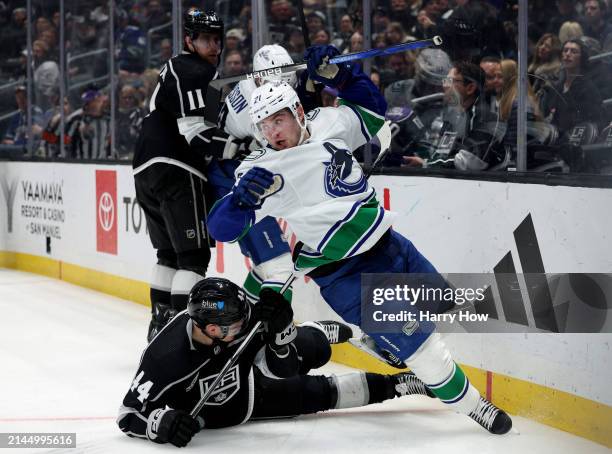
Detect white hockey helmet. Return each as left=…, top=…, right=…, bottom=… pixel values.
left=253, top=44, right=297, bottom=87
left=249, top=81, right=307, bottom=146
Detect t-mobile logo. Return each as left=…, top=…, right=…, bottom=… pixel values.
left=0, top=177, right=18, bottom=233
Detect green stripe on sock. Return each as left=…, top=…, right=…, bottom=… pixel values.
left=429, top=363, right=468, bottom=402
left=243, top=271, right=262, bottom=299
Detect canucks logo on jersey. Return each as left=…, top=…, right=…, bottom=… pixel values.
left=322, top=142, right=367, bottom=198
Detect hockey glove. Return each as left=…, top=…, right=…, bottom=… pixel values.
left=147, top=408, right=202, bottom=447
left=230, top=167, right=275, bottom=209
left=304, top=45, right=352, bottom=89
left=253, top=288, right=296, bottom=347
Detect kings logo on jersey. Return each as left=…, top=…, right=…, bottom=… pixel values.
left=322, top=142, right=367, bottom=198
left=199, top=364, right=240, bottom=406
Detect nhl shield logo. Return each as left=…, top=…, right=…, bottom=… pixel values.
left=199, top=365, right=240, bottom=406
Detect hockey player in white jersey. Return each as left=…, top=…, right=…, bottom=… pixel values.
left=207, top=44, right=513, bottom=435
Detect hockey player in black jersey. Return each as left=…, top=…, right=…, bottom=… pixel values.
left=133, top=8, right=229, bottom=340
left=117, top=277, right=434, bottom=447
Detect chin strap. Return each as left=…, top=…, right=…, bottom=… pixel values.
left=297, top=118, right=309, bottom=146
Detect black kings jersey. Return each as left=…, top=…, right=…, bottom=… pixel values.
left=133, top=52, right=219, bottom=178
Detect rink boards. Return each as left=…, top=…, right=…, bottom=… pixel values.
left=0, top=161, right=610, bottom=447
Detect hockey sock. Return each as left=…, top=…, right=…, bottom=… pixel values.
left=404, top=333, right=480, bottom=414
left=243, top=269, right=263, bottom=303
left=328, top=372, right=395, bottom=409
left=170, top=269, right=204, bottom=312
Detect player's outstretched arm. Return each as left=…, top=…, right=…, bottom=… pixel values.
left=208, top=167, right=274, bottom=242
left=304, top=45, right=387, bottom=141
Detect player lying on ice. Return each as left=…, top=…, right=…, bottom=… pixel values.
left=118, top=277, right=435, bottom=447
left=207, top=44, right=513, bottom=435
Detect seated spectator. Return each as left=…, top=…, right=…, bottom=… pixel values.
left=528, top=33, right=562, bottom=94
left=348, top=31, right=364, bottom=53
left=331, top=14, right=353, bottom=52
left=158, top=38, right=173, bottom=66
left=225, top=28, right=245, bottom=52
left=139, top=68, right=160, bottom=109
left=547, top=0, right=579, bottom=35
left=287, top=26, right=306, bottom=62
left=313, top=29, right=331, bottom=45
left=559, top=20, right=584, bottom=43
left=480, top=56, right=503, bottom=114
left=306, top=10, right=326, bottom=41
left=269, top=0, right=297, bottom=43
left=223, top=50, right=246, bottom=77
left=2, top=85, right=43, bottom=148
left=384, top=48, right=451, bottom=107
left=580, top=0, right=612, bottom=50
left=0, top=7, right=26, bottom=60
left=66, top=87, right=111, bottom=159
left=390, top=0, right=418, bottom=30
left=372, top=6, right=391, bottom=36
left=540, top=39, right=603, bottom=133
left=41, top=96, right=72, bottom=158
left=403, top=61, right=506, bottom=170
left=498, top=59, right=543, bottom=149
left=385, top=22, right=412, bottom=45
left=380, top=51, right=416, bottom=87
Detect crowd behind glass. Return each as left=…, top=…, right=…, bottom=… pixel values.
left=0, top=0, right=610, bottom=175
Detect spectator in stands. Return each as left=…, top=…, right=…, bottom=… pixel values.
left=225, top=28, right=245, bottom=52
left=370, top=69, right=382, bottom=91
left=372, top=6, right=391, bottom=36
left=528, top=33, right=563, bottom=94
left=223, top=50, right=246, bottom=77
left=547, top=0, right=579, bottom=34
left=581, top=0, right=612, bottom=50
left=145, top=0, right=170, bottom=30
left=41, top=95, right=72, bottom=158
left=115, top=84, right=144, bottom=160
left=269, top=0, right=296, bottom=43
left=413, top=5, right=441, bottom=40
left=498, top=59, right=542, bottom=149
left=348, top=31, right=364, bottom=52
left=559, top=20, right=584, bottom=43
left=480, top=56, right=503, bottom=114
left=116, top=13, right=146, bottom=75
left=385, top=22, right=411, bottom=45
left=380, top=51, right=416, bottom=87
left=313, top=29, right=331, bottom=45
left=159, top=38, right=173, bottom=65
left=390, top=0, right=418, bottom=30
left=306, top=11, right=326, bottom=40
left=2, top=85, right=43, bottom=148
left=40, top=27, right=59, bottom=62
left=540, top=39, right=603, bottom=133
left=331, top=14, right=353, bottom=52
left=139, top=68, right=160, bottom=109
left=287, top=26, right=306, bottom=62
left=403, top=61, right=506, bottom=170
left=0, top=7, right=26, bottom=59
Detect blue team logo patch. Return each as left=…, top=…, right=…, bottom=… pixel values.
left=217, top=301, right=225, bottom=310
left=322, top=142, right=367, bottom=198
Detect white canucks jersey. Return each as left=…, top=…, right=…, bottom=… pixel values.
left=235, top=101, right=392, bottom=272
left=224, top=80, right=258, bottom=140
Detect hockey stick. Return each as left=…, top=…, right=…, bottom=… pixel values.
left=204, top=36, right=443, bottom=123
left=190, top=276, right=295, bottom=418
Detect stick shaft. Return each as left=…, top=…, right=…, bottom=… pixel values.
left=329, top=37, right=441, bottom=64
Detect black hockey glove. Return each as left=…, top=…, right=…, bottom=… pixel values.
left=304, top=45, right=352, bottom=89
left=147, top=408, right=202, bottom=447
left=253, top=288, right=296, bottom=346
left=231, top=167, right=275, bottom=209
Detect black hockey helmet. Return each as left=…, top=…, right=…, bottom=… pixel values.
left=188, top=278, right=250, bottom=337
left=184, top=8, right=224, bottom=40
